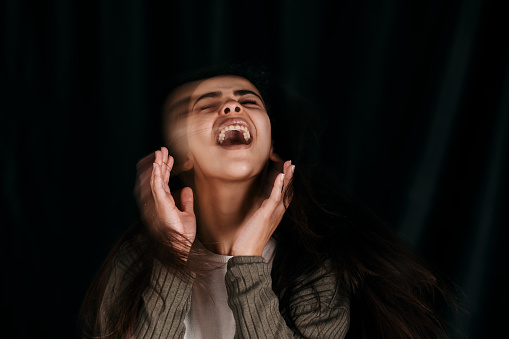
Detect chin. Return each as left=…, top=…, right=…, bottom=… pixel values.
left=215, top=161, right=267, bottom=181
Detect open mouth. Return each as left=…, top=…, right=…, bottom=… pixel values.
left=216, top=120, right=252, bottom=146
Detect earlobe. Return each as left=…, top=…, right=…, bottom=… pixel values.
left=176, top=153, right=193, bottom=173
left=181, top=154, right=194, bottom=171
left=269, top=145, right=282, bottom=162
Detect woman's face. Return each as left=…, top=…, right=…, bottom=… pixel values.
left=165, top=75, right=273, bottom=182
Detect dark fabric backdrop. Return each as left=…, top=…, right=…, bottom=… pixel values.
left=1, top=0, right=507, bottom=338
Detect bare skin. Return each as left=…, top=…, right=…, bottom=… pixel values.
left=138, top=76, right=295, bottom=258
left=150, top=148, right=293, bottom=257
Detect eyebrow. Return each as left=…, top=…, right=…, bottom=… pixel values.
left=192, top=89, right=264, bottom=109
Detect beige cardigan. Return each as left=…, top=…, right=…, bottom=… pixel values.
left=100, top=239, right=350, bottom=338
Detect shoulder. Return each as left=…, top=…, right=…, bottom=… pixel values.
left=290, top=261, right=350, bottom=310
left=110, top=234, right=146, bottom=279
left=284, top=261, right=351, bottom=338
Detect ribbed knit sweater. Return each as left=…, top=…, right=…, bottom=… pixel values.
left=102, top=239, right=350, bottom=338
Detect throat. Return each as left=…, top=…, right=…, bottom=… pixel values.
left=193, top=177, right=265, bottom=255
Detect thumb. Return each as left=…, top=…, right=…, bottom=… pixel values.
left=180, top=187, right=194, bottom=215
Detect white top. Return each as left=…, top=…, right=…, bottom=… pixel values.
left=183, top=238, right=277, bottom=339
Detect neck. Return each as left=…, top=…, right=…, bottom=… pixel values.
left=193, top=172, right=266, bottom=255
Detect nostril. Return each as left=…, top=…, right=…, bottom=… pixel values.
left=224, top=104, right=241, bottom=114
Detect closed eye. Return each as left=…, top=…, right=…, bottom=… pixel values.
left=197, top=101, right=219, bottom=111
left=200, top=105, right=217, bottom=110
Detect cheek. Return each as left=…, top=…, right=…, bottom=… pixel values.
left=186, top=118, right=212, bottom=147
left=258, top=116, right=273, bottom=149
left=187, top=117, right=210, bottom=137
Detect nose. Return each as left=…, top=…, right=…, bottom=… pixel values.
left=222, top=101, right=242, bottom=114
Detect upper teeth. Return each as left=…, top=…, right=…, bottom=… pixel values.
left=218, top=124, right=251, bottom=144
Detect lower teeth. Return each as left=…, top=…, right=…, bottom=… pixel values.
left=218, top=130, right=250, bottom=145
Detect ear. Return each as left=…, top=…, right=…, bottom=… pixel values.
left=268, top=144, right=284, bottom=179
left=171, top=152, right=193, bottom=175
left=269, top=143, right=282, bottom=162
left=180, top=153, right=194, bottom=172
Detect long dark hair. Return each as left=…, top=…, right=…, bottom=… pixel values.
left=79, top=62, right=457, bottom=338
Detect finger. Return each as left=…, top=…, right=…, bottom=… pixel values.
left=154, top=150, right=163, bottom=166
left=137, top=152, right=158, bottom=188
left=161, top=147, right=169, bottom=163
left=282, top=163, right=295, bottom=208
left=160, top=147, right=169, bottom=175
left=136, top=156, right=154, bottom=196
left=282, top=161, right=290, bottom=186
left=153, top=150, right=170, bottom=189
left=267, top=173, right=285, bottom=208
left=283, top=160, right=294, bottom=191
left=283, top=160, right=291, bottom=173
left=163, top=155, right=174, bottom=183
left=150, top=158, right=159, bottom=191
left=135, top=172, right=152, bottom=202
left=151, top=151, right=165, bottom=190
left=150, top=151, right=159, bottom=188
left=151, top=161, right=168, bottom=201
left=136, top=152, right=156, bottom=174
left=180, top=187, right=194, bottom=215
left=267, top=161, right=294, bottom=215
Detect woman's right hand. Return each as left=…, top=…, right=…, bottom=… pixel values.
left=135, top=147, right=196, bottom=256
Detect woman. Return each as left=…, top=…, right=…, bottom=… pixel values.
left=80, top=63, right=455, bottom=338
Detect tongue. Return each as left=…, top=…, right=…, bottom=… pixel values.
left=221, top=130, right=249, bottom=146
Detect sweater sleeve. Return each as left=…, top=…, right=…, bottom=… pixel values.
left=225, top=256, right=350, bottom=338
left=100, top=240, right=194, bottom=339
left=132, top=259, right=194, bottom=338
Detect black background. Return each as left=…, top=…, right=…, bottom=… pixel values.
left=1, top=1, right=508, bottom=338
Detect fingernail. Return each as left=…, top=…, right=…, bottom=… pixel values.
left=281, top=174, right=285, bottom=182
left=291, top=165, right=295, bottom=174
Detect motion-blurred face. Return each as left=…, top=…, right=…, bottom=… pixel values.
left=164, top=75, right=273, bottom=182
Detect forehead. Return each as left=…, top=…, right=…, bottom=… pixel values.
left=191, top=75, right=260, bottom=97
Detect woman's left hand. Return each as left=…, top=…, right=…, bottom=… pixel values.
left=230, top=160, right=295, bottom=256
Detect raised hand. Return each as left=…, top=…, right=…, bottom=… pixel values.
left=230, top=160, right=295, bottom=257
left=135, top=147, right=196, bottom=256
